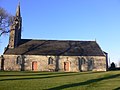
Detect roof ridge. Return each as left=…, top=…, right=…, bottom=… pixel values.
left=21, top=39, right=95, bottom=42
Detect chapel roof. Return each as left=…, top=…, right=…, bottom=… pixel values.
left=4, top=39, right=105, bottom=56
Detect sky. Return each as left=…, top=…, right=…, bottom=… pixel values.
left=0, top=0, right=120, bottom=66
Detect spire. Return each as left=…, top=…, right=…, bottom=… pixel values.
left=16, top=2, right=21, bottom=17
left=8, top=1, right=22, bottom=48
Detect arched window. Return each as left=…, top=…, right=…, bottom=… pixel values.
left=81, top=58, right=86, bottom=64
left=90, top=58, right=94, bottom=65
left=79, top=57, right=86, bottom=65
left=16, top=56, right=22, bottom=65
left=88, top=58, right=94, bottom=71
left=48, top=57, right=54, bottom=65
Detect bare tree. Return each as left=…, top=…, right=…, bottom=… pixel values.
left=0, top=7, right=13, bottom=37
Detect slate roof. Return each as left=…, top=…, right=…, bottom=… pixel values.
left=4, top=39, right=105, bottom=56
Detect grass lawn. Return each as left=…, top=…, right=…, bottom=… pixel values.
left=0, top=71, right=120, bottom=90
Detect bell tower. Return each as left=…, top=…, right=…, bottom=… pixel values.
left=9, top=3, right=22, bottom=48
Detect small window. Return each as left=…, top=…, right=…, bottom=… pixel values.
left=16, top=56, right=22, bottom=65
left=88, top=58, right=94, bottom=71
left=48, top=57, right=54, bottom=64
left=89, top=58, right=94, bottom=65
left=81, top=58, right=86, bottom=64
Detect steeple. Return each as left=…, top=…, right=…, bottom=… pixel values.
left=16, top=2, right=21, bottom=17
left=8, top=2, right=22, bottom=48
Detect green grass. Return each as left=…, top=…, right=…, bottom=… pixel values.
left=0, top=71, right=120, bottom=90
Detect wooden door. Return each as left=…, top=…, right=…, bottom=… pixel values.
left=64, top=62, right=69, bottom=71
left=32, top=61, right=37, bottom=71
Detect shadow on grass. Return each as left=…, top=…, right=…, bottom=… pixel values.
left=0, top=71, right=106, bottom=82
left=0, top=72, right=88, bottom=82
left=114, top=87, right=120, bottom=90
left=0, top=71, right=105, bottom=77
left=47, top=74, right=120, bottom=90
left=0, top=72, right=68, bottom=77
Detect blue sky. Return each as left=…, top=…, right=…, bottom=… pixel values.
left=0, top=0, right=120, bottom=66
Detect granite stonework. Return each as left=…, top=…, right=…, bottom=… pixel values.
left=3, top=55, right=107, bottom=72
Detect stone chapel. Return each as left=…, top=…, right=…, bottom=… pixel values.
left=0, top=4, right=108, bottom=72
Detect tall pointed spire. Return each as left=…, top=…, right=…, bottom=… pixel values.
left=16, top=2, right=21, bottom=17
left=9, top=2, right=22, bottom=48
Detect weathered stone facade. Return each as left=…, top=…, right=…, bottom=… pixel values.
left=3, top=55, right=107, bottom=72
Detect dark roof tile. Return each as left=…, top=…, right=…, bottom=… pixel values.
left=4, top=39, right=105, bottom=56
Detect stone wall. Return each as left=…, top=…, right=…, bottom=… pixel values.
left=0, top=56, right=1, bottom=70
left=3, top=55, right=107, bottom=72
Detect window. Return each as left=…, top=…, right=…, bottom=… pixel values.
left=81, top=58, right=86, bottom=64
left=90, top=58, right=94, bottom=65
left=16, top=56, right=22, bottom=65
left=79, top=57, right=86, bottom=65
left=88, top=58, right=94, bottom=71
left=48, top=57, right=54, bottom=64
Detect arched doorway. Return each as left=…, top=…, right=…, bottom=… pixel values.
left=64, top=62, right=69, bottom=71
left=32, top=61, right=37, bottom=71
